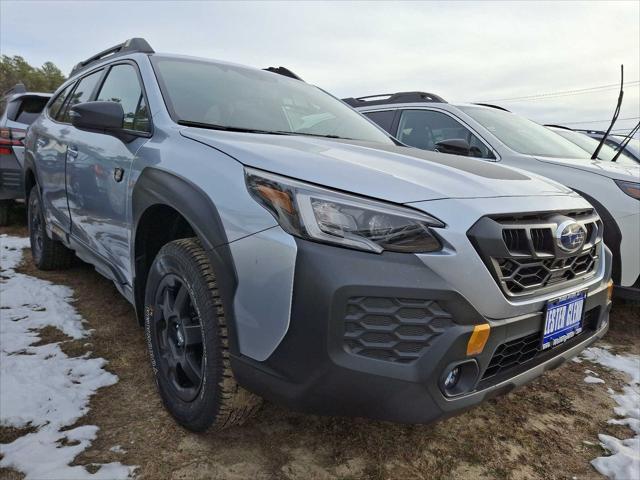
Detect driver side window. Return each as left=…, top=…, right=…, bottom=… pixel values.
left=96, top=64, right=150, bottom=133
left=397, top=109, right=495, bottom=159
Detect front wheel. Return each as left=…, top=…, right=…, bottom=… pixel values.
left=28, top=188, right=73, bottom=270
left=144, top=238, right=261, bottom=431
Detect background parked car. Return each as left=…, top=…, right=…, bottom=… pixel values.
left=345, top=92, right=640, bottom=299
left=0, top=83, right=51, bottom=225
left=545, top=125, right=638, bottom=165
left=576, top=129, right=640, bottom=163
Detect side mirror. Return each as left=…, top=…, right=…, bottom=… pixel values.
left=435, top=138, right=471, bottom=156
left=70, top=101, right=124, bottom=132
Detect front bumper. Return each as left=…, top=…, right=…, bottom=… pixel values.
left=231, top=239, right=612, bottom=424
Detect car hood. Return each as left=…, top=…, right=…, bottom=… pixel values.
left=534, top=155, right=640, bottom=181
left=181, top=128, right=573, bottom=203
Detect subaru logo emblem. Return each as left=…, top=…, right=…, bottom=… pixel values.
left=555, top=220, right=587, bottom=253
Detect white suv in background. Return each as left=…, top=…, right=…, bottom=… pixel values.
left=345, top=92, right=640, bottom=299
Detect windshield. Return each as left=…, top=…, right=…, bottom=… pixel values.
left=152, top=56, right=393, bottom=144
left=458, top=106, right=593, bottom=158
left=549, top=128, right=638, bottom=165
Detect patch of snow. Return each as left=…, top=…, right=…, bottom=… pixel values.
left=593, top=434, right=640, bottom=480
left=0, top=235, right=134, bottom=479
left=585, top=375, right=606, bottom=384
left=581, top=346, right=640, bottom=383
left=581, top=345, right=640, bottom=480
left=110, top=444, right=126, bottom=454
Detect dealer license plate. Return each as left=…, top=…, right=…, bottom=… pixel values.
left=541, top=290, right=586, bottom=351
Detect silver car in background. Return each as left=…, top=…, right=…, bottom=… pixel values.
left=348, top=93, right=639, bottom=299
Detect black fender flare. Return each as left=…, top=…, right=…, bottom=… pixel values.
left=131, top=167, right=241, bottom=353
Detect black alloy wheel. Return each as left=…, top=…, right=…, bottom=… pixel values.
left=153, top=274, right=204, bottom=402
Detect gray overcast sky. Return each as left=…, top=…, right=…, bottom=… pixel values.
left=1, top=0, right=639, bottom=134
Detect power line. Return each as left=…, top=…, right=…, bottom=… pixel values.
left=482, top=81, right=640, bottom=103
left=560, top=116, right=640, bottom=125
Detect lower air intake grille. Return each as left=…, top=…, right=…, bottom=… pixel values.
left=482, top=332, right=541, bottom=380
left=343, top=297, right=453, bottom=363
left=480, top=307, right=600, bottom=383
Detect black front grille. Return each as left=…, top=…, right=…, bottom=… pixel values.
left=497, top=246, right=598, bottom=295
left=343, top=297, right=453, bottom=363
left=480, top=307, right=600, bottom=384
left=469, top=209, right=603, bottom=297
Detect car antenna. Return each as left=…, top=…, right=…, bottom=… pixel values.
left=592, top=65, right=624, bottom=160
left=611, top=120, right=640, bottom=162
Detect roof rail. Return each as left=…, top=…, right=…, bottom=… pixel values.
left=263, top=66, right=304, bottom=81
left=70, top=38, right=155, bottom=76
left=3, top=83, right=27, bottom=96
left=342, top=91, right=446, bottom=108
left=473, top=103, right=510, bottom=112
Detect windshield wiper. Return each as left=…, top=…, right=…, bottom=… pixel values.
left=611, top=121, right=640, bottom=162
left=177, top=120, right=290, bottom=135
left=592, top=65, right=624, bottom=160
left=273, top=131, right=352, bottom=140
left=178, top=120, right=354, bottom=140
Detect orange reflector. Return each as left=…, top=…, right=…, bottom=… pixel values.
left=467, top=324, right=491, bottom=356
left=607, top=280, right=614, bottom=302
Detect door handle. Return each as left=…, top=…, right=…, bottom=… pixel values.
left=36, top=138, right=47, bottom=148
left=67, top=146, right=78, bottom=160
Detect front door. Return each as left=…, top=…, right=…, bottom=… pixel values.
left=65, top=63, right=151, bottom=281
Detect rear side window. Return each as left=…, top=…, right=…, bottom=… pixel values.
left=47, top=85, right=73, bottom=119
left=57, top=70, right=103, bottom=123
left=96, top=64, right=150, bottom=132
left=14, top=96, right=50, bottom=125
left=363, top=110, right=396, bottom=134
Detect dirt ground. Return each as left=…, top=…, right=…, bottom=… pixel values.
left=1, top=213, right=639, bottom=480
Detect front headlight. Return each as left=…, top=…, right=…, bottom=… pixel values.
left=614, top=179, right=640, bottom=200
left=245, top=168, right=444, bottom=253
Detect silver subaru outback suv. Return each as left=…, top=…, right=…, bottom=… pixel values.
left=24, top=38, right=612, bottom=432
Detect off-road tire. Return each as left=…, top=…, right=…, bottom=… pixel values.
left=144, top=237, right=262, bottom=432
left=28, top=188, right=74, bottom=270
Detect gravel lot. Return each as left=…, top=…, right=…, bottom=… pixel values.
left=1, top=212, right=638, bottom=480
